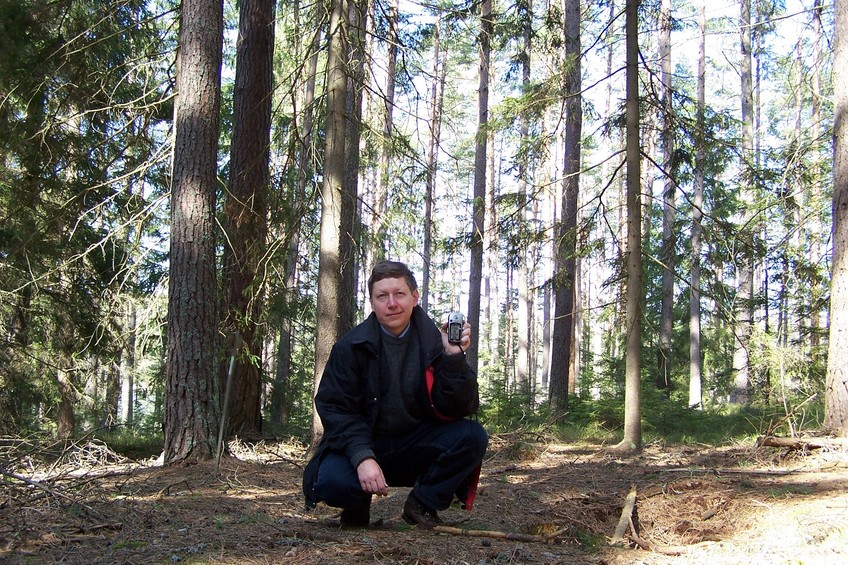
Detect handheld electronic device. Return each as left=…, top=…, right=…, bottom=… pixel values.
left=447, top=312, right=465, bottom=344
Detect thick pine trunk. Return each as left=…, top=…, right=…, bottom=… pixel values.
left=221, top=0, right=275, bottom=440
left=826, top=0, right=848, bottom=437
left=163, top=0, right=223, bottom=463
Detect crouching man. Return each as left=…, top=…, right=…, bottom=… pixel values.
left=303, top=260, right=488, bottom=528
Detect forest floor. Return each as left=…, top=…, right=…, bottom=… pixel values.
left=2, top=432, right=848, bottom=565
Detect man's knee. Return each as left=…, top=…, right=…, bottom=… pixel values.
left=455, top=420, right=488, bottom=458
left=313, top=453, right=364, bottom=506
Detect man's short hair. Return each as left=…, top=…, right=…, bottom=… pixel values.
left=368, top=260, right=418, bottom=296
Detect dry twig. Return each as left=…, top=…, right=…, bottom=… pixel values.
left=431, top=524, right=563, bottom=543
left=610, top=485, right=637, bottom=544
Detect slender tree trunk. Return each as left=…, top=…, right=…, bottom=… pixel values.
left=826, top=0, right=848, bottom=437
left=340, top=0, right=366, bottom=331
left=467, top=0, right=492, bottom=372
left=104, top=361, right=120, bottom=430
left=122, top=304, right=136, bottom=426
left=221, top=0, right=275, bottom=440
left=56, top=340, right=76, bottom=440
left=271, top=313, right=293, bottom=426
left=485, top=127, right=500, bottom=365
left=689, top=0, right=706, bottom=409
left=371, top=0, right=399, bottom=276
left=540, top=144, right=555, bottom=391
left=732, top=0, right=754, bottom=404
left=570, top=252, right=581, bottom=396
left=619, top=0, right=642, bottom=451
left=423, top=9, right=446, bottom=312
left=809, top=0, right=825, bottom=349
left=163, top=0, right=223, bottom=463
left=549, top=0, right=581, bottom=412
left=270, top=238, right=299, bottom=426
left=657, top=0, right=674, bottom=393
left=514, top=0, right=533, bottom=402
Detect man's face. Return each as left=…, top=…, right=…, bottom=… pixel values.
left=369, top=277, right=419, bottom=336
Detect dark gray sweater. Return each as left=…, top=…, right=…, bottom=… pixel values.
left=375, top=326, right=424, bottom=435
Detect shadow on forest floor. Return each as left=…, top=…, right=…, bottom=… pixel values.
left=2, top=433, right=847, bottom=564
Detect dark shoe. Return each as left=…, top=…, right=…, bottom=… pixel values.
left=402, top=493, right=443, bottom=529
left=339, top=506, right=370, bottom=528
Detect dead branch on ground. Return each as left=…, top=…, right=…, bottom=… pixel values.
left=757, top=436, right=824, bottom=451
left=431, top=524, right=565, bottom=543
left=610, top=484, right=637, bottom=544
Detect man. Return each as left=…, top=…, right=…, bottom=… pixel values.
left=303, top=260, right=488, bottom=528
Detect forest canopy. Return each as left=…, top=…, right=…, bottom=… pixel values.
left=0, top=0, right=841, bottom=449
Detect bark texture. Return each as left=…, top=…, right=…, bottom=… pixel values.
left=164, top=0, right=223, bottom=463
left=826, top=0, right=848, bottom=436
left=221, top=0, right=275, bottom=439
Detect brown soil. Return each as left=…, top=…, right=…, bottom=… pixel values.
left=2, top=435, right=847, bottom=564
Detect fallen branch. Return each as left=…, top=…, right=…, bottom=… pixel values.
left=431, top=524, right=564, bottom=543
left=0, top=466, right=105, bottom=520
left=156, top=478, right=190, bottom=497
left=610, top=485, right=637, bottom=544
left=757, top=436, right=824, bottom=451
left=661, top=467, right=796, bottom=477
left=78, top=523, right=124, bottom=533
left=1, top=467, right=79, bottom=506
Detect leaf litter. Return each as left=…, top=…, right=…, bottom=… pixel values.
left=2, top=434, right=847, bottom=564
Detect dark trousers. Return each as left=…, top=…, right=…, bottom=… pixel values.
left=312, top=419, right=487, bottom=512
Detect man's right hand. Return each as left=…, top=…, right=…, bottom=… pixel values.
left=356, top=458, right=389, bottom=496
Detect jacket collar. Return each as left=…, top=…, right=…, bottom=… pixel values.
left=350, top=306, right=441, bottom=360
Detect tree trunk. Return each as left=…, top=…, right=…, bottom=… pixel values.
left=313, top=0, right=351, bottom=445
left=340, top=0, right=367, bottom=332
left=163, top=0, right=223, bottom=463
left=549, top=0, right=581, bottom=412
left=370, top=0, right=399, bottom=277
left=467, top=0, right=492, bottom=373
left=541, top=281, right=551, bottom=391
left=271, top=0, right=324, bottom=426
left=121, top=303, right=136, bottom=427
left=657, top=0, right=674, bottom=393
left=689, top=0, right=706, bottom=409
left=423, top=8, right=446, bottom=312
left=514, top=0, right=533, bottom=403
left=485, top=126, right=500, bottom=365
left=619, top=0, right=642, bottom=451
left=104, top=360, right=120, bottom=430
left=809, top=0, right=825, bottom=350
left=56, top=353, right=76, bottom=440
left=826, top=0, right=848, bottom=437
left=731, top=0, right=755, bottom=405
left=221, top=0, right=275, bottom=440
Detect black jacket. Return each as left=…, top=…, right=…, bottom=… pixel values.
left=302, top=306, right=479, bottom=506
